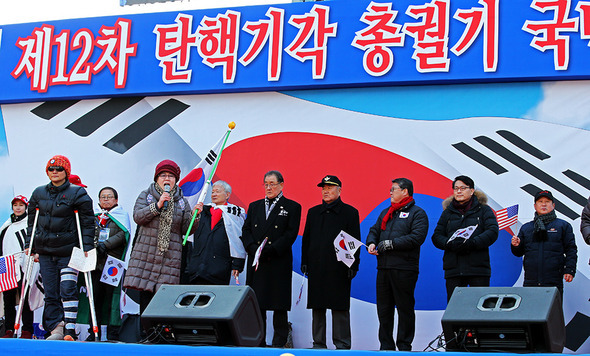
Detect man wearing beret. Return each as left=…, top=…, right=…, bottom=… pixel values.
left=511, top=190, right=577, bottom=297
left=366, top=178, right=428, bottom=351
left=301, top=175, right=360, bottom=349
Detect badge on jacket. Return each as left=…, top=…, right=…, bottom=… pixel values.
left=278, top=207, right=288, bottom=216
left=399, top=212, right=409, bottom=218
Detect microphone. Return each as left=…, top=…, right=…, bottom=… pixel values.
left=163, top=184, right=170, bottom=211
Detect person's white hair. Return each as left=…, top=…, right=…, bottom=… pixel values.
left=212, top=180, right=232, bottom=196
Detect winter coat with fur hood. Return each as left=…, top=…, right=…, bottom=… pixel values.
left=431, top=191, right=499, bottom=279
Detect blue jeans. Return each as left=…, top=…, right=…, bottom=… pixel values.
left=39, top=255, right=79, bottom=333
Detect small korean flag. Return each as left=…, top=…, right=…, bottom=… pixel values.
left=333, top=230, right=364, bottom=268
left=101, top=255, right=126, bottom=287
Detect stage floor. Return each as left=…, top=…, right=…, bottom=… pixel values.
left=2, top=339, right=587, bottom=356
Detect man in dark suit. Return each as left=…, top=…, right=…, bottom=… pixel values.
left=241, top=170, right=302, bottom=347
left=301, top=175, right=360, bottom=349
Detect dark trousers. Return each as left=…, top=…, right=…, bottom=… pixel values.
left=312, top=309, right=351, bottom=349
left=376, top=269, right=418, bottom=351
left=260, top=309, right=288, bottom=347
left=39, top=255, right=79, bottom=333
left=445, top=275, right=490, bottom=302
left=3, top=281, right=34, bottom=333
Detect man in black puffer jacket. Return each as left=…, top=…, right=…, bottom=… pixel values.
left=431, top=175, right=499, bottom=302
left=366, top=178, right=428, bottom=351
left=511, top=190, right=577, bottom=297
left=26, top=155, right=94, bottom=341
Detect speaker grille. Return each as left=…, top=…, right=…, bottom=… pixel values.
left=476, top=327, right=529, bottom=349
left=174, top=325, right=219, bottom=344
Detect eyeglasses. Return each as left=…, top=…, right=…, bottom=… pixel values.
left=390, top=187, right=402, bottom=192
left=454, top=186, right=471, bottom=192
left=263, top=183, right=280, bottom=188
left=159, top=173, right=175, bottom=179
left=48, top=166, right=65, bottom=172
left=100, top=195, right=115, bottom=200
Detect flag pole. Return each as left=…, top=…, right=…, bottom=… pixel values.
left=183, top=121, right=236, bottom=246
left=74, top=210, right=100, bottom=341
left=14, top=208, right=39, bottom=337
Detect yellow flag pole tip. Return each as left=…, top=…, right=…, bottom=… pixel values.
left=228, top=121, right=236, bottom=130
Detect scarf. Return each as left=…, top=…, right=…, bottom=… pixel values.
left=265, top=191, right=283, bottom=219
left=452, top=195, right=474, bottom=215
left=154, top=183, right=177, bottom=253
left=210, top=205, right=224, bottom=230
left=320, top=197, right=340, bottom=213
left=381, top=196, right=414, bottom=230
left=97, top=204, right=119, bottom=227
left=533, top=210, right=556, bottom=242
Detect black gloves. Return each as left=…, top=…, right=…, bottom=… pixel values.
left=447, top=238, right=475, bottom=253
left=348, top=269, right=357, bottom=279
left=377, top=239, right=394, bottom=253
left=456, top=238, right=475, bottom=254
left=97, top=242, right=107, bottom=257
left=447, top=238, right=464, bottom=251
left=301, top=265, right=307, bottom=275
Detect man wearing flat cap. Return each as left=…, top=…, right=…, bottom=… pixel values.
left=366, top=178, right=428, bottom=351
left=511, top=190, right=577, bottom=298
left=301, top=175, right=360, bottom=349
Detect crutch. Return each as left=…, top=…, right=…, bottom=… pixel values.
left=14, top=208, right=39, bottom=338
left=74, top=210, right=100, bottom=341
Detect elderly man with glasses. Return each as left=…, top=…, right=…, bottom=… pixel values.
left=184, top=180, right=247, bottom=285
left=241, top=170, right=301, bottom=347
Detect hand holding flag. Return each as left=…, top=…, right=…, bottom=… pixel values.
left=333, top=231, right=364, bottom=268
left=252, top=237, right=268, bottom=271
left=180, top=122, right=236, bottom=245
left=448, top=224, right=478, bottom=243
left=495, top=204, right=519, bottom=231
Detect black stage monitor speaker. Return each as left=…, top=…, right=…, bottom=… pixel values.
left=442, top=287, right=565, bottom=353
left=142, top=284, right=264, bottom=346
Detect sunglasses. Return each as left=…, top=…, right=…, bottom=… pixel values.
left=48, top=166, right=65, bottom=172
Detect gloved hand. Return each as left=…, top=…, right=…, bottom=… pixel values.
left=301, top=265, right=307, bottom=275
left=348, top=269, right=357, bottom=279
left=446, top=238, right=465, bottom=251
left=455, top=238, right=475, bottom=254
left=377, top=240, right=394, bottom=253
left=97, top=242, right=107, bottom=257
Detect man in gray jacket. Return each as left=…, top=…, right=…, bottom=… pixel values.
left=366, top=178, right=428, bottom=351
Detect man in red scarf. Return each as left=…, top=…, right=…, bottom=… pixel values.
left=366, top=178, right=428, bottom=351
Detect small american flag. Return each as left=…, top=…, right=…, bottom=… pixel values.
left=0, top=254, right=18, bottom=292
left=495, top=204, right=519, bottom=231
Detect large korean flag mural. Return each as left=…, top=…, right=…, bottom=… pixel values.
left=1, top=80, right=589, bottom=352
